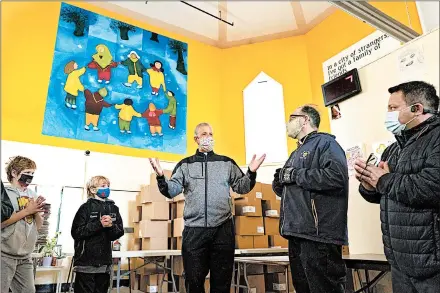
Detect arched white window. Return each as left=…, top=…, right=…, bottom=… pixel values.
left=243, top=72, right=288, bottom=165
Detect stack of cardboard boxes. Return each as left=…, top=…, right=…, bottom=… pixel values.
left=234, top=183, right=288, bottom=249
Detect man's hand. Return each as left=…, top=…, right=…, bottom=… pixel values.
left=354, top=159, right=389, bottom=188
left=249, top=154, right=266, bottom=172
left=101, top=215, right=112, bottom=227
left=273, top=168, right=281, bottom=184
left=25, top=198, right=45, bottom=215
left=278, top=167, right=296, bottom=184
left=149, top=158, right=164, bottom=176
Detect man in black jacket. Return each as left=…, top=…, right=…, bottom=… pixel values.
left=354, top=81, right=440, bottom=292
left=273, top=105, right=349, bottom=293
left=149, top=122, right=265, bottom=293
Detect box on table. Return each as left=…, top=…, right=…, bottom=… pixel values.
left=173, top=218, right=184, bottom=237
left=253, top=235, right=269, bottom=248
left=266, top=272, right=294, bottom=292
left=141, top=202, right=169, bottom=220
left=269, top=235, right=288, bottom=248
left=236, top=235, right=253, bottom=249
left=142, top=237, right=168, bottom=250
left=246, top=275, right=265, bottom=293
left=235, top=216, right=264, bottom=236
left=140, top=185, right=167, bottom=203
left=130, top=272, right=140, bottom=290
left=234, top=182, right=262, bottom=200
left=133, top=223, right=140, bottom=238
left=128, top=200, right=141, bottom=222
left=263, top=200, right=281, bottom=218
left=264, top=217, right=280, bottom=235
left=127, top=236, right=141, bottom=250
left=261, top=183, right=281, bottom=202
left=234, top=197, right=262, bottom=217
left=139, top=220, right=168, bottom=238
left=173, top=256, right=184, bottom=276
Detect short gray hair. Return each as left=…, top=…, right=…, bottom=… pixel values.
left=194, top=122, right=212, bottom=136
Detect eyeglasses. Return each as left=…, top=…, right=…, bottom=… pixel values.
left=289, top=114, right=307, bottom=121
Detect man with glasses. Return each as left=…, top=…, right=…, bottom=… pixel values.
left=272, top=105, right=349, bottom=293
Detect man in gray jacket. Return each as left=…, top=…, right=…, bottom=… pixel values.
left=150, top=122, right=265, bottom=293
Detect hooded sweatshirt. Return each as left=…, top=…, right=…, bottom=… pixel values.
left=1, top=186, right=38, bottom=259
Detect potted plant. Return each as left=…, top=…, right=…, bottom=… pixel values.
left=40, top=232, right=60, bottom=267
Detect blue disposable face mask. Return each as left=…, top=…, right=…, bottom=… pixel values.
left=96, top=187, right=110, bottom=199
left=384, top=105, right=418, bottom=135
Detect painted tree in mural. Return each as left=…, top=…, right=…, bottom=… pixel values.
left=150, top=32, right=159, bottom=43
left=110, top=20, right=136, bottom=40
left=169, top=40, right=187, bottom=76
left=60, top=6, right=97, bottom=37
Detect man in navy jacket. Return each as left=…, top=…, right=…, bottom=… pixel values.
left=273, top=105, right=349, bottom=293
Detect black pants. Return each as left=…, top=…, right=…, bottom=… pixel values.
left=182, top=219, right=235, bottom=293
left=392, top=266, right=440, bottom=293
left=74, top=272, right=110, bottom=293
left=288, top=237, right=346, bottom=293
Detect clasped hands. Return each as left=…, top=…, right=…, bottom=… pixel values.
left=354, top=159, right=390, bottom=190
left=274, top=167, right=296, bottom=185
left=101, top=215, right=113, bottom=228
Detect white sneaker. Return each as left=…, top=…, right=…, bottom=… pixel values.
left=158, top=133, right=163, bottom=136
left=120, top=130, right=125, bottom=133
left=98, top=80, right=103, bottom=83
left=84, top=125, right=90, bottom=131
left=127, top=130, right=132, bottom=134
left=124, top=83, right=132, bottom=87
left=71, top=105, right=77, bottom=109
left=105, top=81, right=110, bottom=84
left=137, top=85, right=142, bottom=89
left=65, top=102, right=72, bottom=108
left=151, top=133, right=157, bottom=136
left=93, top=127, right=99, bottom=131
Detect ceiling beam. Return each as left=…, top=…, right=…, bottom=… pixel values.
left=218, top=0, right=228, bottom=44
left=290, top=1, right=307, bottom=29
left=329, top=1, right=420, bottom=42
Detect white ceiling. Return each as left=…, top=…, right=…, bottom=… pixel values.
left=101, top=1, right=337, bottom=48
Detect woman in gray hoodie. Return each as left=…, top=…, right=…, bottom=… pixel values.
left=1, top=156, right=46, bottom=293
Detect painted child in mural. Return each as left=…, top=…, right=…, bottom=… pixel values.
left=142, top=103, right=164, bottom=136
left=87, top=44, right=119, bottom=84
left=63, top=61, right=86, bottom=109
left=146, top=60, right=166, bottom=96
left=120, top=51, right=146, bottom=89
left=163, top=90, right=177, bottom=129
left=83, top=88, right=112, bottom=131
left=115, top=98, right=141, bottom=134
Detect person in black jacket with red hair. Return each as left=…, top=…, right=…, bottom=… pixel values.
left=273, top=105, right=349, bottom=293
left=355, top=81, right=440, bottom=293
left=71, top=175, right=124, bottom=293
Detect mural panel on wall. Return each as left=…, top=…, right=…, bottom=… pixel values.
left=42, top=3, right=188, bottom=154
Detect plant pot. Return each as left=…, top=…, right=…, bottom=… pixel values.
left=56, top=258, right=64, bottom=266
left=42, top=256, right=52, bottom=267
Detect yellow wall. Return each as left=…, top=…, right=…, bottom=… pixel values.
left=1, top=1, right=222, bottom=162
left=1, top=1, right=423, bottom=165
left=305, top=1, right=422, bottom=132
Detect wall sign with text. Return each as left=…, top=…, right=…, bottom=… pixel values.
left=322, top=30, right=401, bottom=82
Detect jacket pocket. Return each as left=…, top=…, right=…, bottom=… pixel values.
left=188, top=163, right=205, bottom=179
left=434, top=213, right=440, bottom=261
left=311, top=199, right=319, bottom=235
left=1, top=223, right=16, bottom=241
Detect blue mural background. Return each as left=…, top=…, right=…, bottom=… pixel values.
left=42, top=3, right=188, bottom=154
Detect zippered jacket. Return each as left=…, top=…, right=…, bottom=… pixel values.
left=273, top=132, right=349, bottom=246
left=71, top=198, right=124, bottom=267
left=157, top=150, right=257, bottom=227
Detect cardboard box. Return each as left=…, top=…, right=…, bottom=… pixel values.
left=142, top=238, right=168, bottom=250
left=149, top=170, right=173, bottom=185
left=176, top=201, right=185, bottom=218
left=139, top=220, right=168, bottom=238
left=142, top=202, right=169, bottom=220
left=235, top=235, right=253, bottom=249
left=127, top=237, right=141, bottom=250
left=235, top=216, right=264, bottom=236
left=139, top=274, right=167, bottom=293
left=253, top=235, right=269, bottom=249
left=234, top=197, right=262, bottom=217
left=246, top=275, right=265, bottom=293
left=261, top=183, right=281, bottom=202
left=173, top=218, right=184, bottom=237
left=136, top=193, right=142, bottom=206
left=173, top=193, right=185, bottom=202
left=173, top=256, right=184, bottom=276
left=168, top=220, right=172, bottom=238
left=130, top=272, right=140, bottom=290
left=263, top=200, right=281, bottom=218
left=264, top=217, right=280, bottom=235
left=342, top=245, right=350, bottom=255
left=265, top=272, right=293, bottom=292
left=140, top=185, right=167, bottom=203
left=235, top=182, right=262, bottom=200
left=269, top=235, right=288, bottom=248
left=133, top=223, right=140, bottom=238
left=128, top=201, right=141, bottom=222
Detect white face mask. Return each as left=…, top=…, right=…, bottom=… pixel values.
left=198, top=136, right=214, bottom=152
left=384, top=106, right=417, bottom=135
left=286, top=118, right=304, bottom=139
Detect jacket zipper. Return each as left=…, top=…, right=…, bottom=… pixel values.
left=311, top=199, right=319, bottom=235
left=204, top=155, right=208, bottom=228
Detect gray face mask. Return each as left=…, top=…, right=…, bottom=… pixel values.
left=198, top=136, right=214, bottom=152
left=286, top=118, right=304, bottom=139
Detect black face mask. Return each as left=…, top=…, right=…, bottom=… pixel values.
left=18, top=174, right=34, bottom=185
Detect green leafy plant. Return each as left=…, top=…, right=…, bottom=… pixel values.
left=40, top=232, right=61, bottom=257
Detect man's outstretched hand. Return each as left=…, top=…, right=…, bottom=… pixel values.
left=149, top=158, right=164, bottom=176
left=249, top=154, right=266, bottom=172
